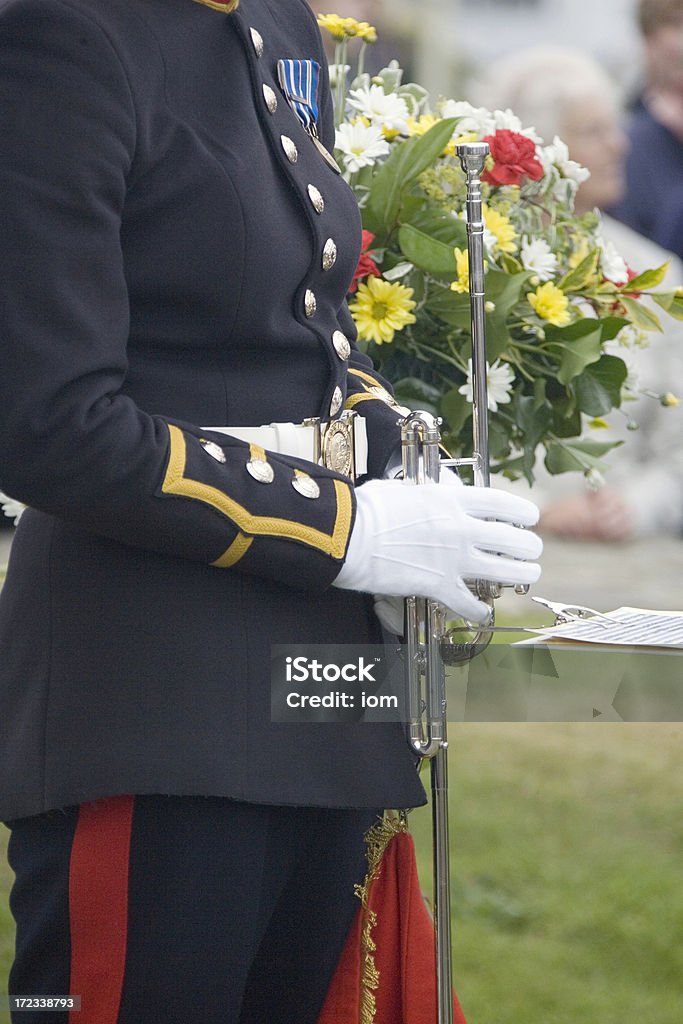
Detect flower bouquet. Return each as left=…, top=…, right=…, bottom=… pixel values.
left=319, top=14, right=683, bottom=484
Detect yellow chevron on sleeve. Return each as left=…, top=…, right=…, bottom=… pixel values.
left=344, top=392, right=381, bottom=410
left=162, top=425, right=352, bottom=561
left=348, top=368, right=384, bottom=389
left=212, top=531, right=253, bottom=568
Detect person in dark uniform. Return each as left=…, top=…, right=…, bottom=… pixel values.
left=0, top=0, right=541, bottom=1021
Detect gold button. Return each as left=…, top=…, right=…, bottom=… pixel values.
left=329, top=386, right=343, bottom=417
left=292, top=475, right=320, bottom=499
left=246, top=458, right=274, bottom=484
left=250, top=27, right=264, bottom=57
left=262, top=84, right=278, bottom=113
left=322, top=238, right=337, bottom=272
left=281, top=135, right=298, bottom=163
left=307, top=184, right=325, bottom=214
left=304, top=289, right=317, bottom=318
left=332, top=330, right=351, bottom=360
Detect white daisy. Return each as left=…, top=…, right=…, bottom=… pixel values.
left=597, top=235, right=629, bottom=283
left=520, top=237, right=559, bottom=281
left=541, top=136, right=590, bottom=188
left=335, top=121, right=390, bottom=174
left=459, top=358, right=515, bottom=413
left=0, top=491, right=25, bottom=524
left=440, top=100, right=494, bottom=137
left=491, top=108, right=542, bottom=143
left=346, top=84, right=410, bottom=134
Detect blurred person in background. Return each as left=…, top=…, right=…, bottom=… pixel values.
left=475, top=46, right=683, bottom=542
left=610, top=0, right=683, bottom=258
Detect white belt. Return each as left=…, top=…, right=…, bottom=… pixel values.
left=202, top=412, right=368, bottom=480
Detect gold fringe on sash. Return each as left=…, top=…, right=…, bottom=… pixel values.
left=353, top=812, right=409, bottom=1023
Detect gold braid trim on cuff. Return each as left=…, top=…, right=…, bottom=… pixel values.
left=353, top=812, right=409, bottom=1024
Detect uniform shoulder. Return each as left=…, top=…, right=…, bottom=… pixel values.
left=0, top=0, right=165, bottom=58
left=263, top=0, right=326, bottom=55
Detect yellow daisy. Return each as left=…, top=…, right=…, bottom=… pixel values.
left=316, top=14, right=352, bottom=40
left=443, top=130, right=478, bottom=158
left=355, top=20, right=377, bottom=42
left=406, top=114, right=440, bottom=137
left=349, top=277, right=416, bottom=345
left=527, top=282, right=571, bottom=326
left=450, top=248, right=470, bottom=294
left=483, top=205, right=517, bottom=255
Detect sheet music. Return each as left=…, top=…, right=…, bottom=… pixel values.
left=528, top=607, right=683, bottom=648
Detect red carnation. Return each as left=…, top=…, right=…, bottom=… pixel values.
left=349, top=230, right=381, bottom=293
left=481, top=129, right=544, bottom=187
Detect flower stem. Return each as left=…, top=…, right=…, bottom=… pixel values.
left=335, top=39, right=348, bottom=128
left=357, top=41, right=367, bottom=80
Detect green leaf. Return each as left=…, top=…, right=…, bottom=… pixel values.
left=652, top=291, right=683, bottom=321
left=486, top=267, right=535, bottom=311
left=484, top=315, right=513, bottom=362
left=620, top=295, right=663, bottom=332
left=558, top=248, right=600, bottom=291
left=544, top=320, right=603, bottom=385
left=495, top=453, right=536, bottom=485
left=621, top=261, right=670, bottom=291
left=488, top=416, right=512, bottom=461
left=598, top=315, right=630, bottom=342
left=397, top=118, right=459, bottom=182
left=403, top=208, right=468, bottom=248
left=392, top=377, right=441, bottom=415
left=533, top=377, right=547, bottom=410
left=365, top=119, right=457, bottom=235
left=551, top=404, right=581, bottom=438
left=382, top=261, right=413, bottom=281
left=544, top=438, right=623, bottom=475
left=440, top=387, right=471, bottom=435
left=425, top=287, right=472, bottom=328
left=513, top=393, right=553, bottom=450
left=398, top=225, right=459, bottom=276
left=573, top=355, right=628, bottom=416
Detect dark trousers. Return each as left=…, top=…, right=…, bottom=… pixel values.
left=6, top=795, right=379, bottom=1024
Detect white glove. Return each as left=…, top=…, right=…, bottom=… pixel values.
left=333, top=476, right=542, bottom=625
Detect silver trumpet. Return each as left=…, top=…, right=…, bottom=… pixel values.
left=401, top=142, right=507, bottom=1024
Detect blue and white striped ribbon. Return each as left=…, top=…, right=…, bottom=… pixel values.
left=277, top=59, right=321, bottom=135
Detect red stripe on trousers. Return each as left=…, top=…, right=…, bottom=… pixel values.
left=68, top=795, right=134, bottom=1024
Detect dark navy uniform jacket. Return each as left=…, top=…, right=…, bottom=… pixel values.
left=0, top=0, right=425, bottom=819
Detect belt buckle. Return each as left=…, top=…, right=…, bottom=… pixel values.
left=304, top=412, right=356, bottom=481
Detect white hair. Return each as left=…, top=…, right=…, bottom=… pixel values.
left=472, top=47, right=621, bottom=142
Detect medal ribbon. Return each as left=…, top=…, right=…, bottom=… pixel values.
left=277, top=59, right=321, bottom=136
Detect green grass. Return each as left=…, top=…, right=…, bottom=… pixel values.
left=1, top=725, right=681, bottom=1023
left=412, top=723, right=683, bottom=1023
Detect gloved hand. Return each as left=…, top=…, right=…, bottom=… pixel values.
left=333, top=476, right=542, bottom=626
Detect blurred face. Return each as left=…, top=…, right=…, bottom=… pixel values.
left=645, top=17, right=683, bottom=95
left=561, top=96, right=629, bottom=212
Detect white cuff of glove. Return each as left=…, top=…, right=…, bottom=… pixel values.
left=333, top=477, right=542, bottom=625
